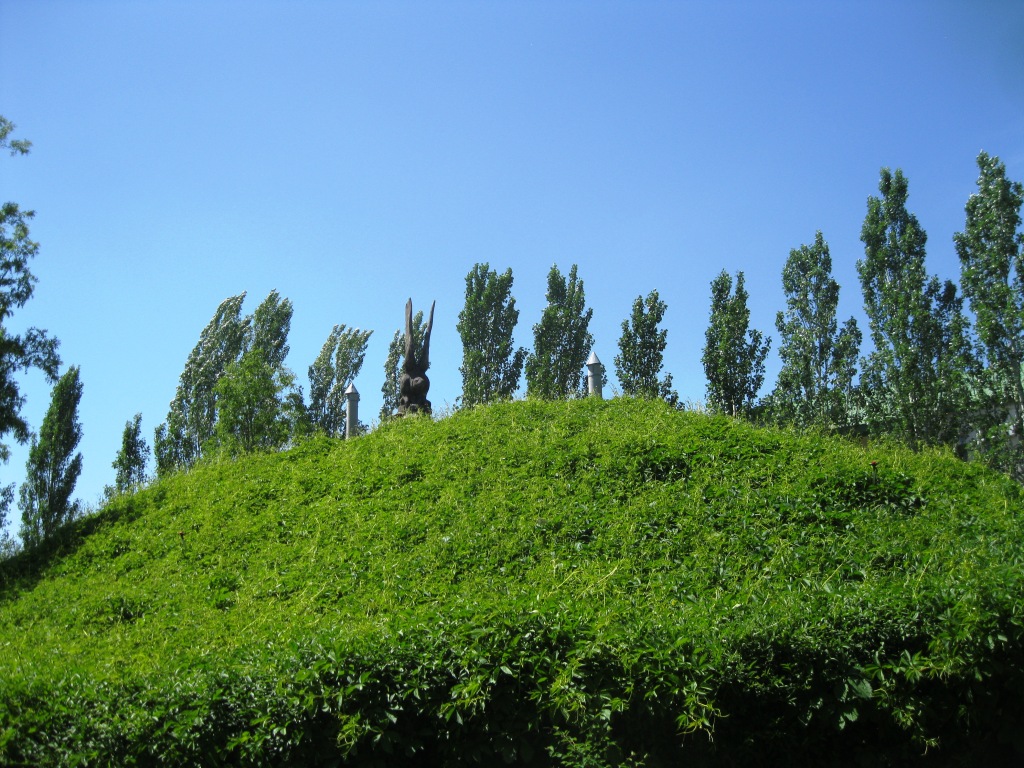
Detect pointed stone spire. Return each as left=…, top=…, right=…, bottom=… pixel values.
left=586, top=352, right=603, bottom=399
left=345, top=383, right=360, bottom=439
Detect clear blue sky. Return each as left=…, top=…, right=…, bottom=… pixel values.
left=2, top=0, right=1023, bottom=518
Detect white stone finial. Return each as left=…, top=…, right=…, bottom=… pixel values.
left=586, top=352, right=604, bottom=399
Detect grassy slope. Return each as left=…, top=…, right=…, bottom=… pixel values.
left=1, top=398, right=1023, bottom=765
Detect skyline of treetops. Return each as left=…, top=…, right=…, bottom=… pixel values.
left=3, top=110, right=1024, bottom=550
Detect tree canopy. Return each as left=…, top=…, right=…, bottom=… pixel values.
left=954, top=152, right=1024, bottom=475
left=154, top=291, right=298, bottom=474
left=18, top=366, right=83, bottom=547
left=858, top=168, right=974, bottom=447
left=457, top=263, right=526, bottom=407
left=614, top=289, right=675, bottom=402
left=211, top=350, right=298, bottom=455
left=111, top=413, right=149, bottom=495
left=702, top=270, right=770, bottom=416
left=308, top=325, right=372, bottom=437
left=0, top=116, right=61, bottom=539
left=768, top=232, right=860, bottom=429
left=525, top=264, right=594, bottom=400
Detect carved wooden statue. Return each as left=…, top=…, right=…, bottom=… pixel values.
left=398, top=298, right=435, bottom=415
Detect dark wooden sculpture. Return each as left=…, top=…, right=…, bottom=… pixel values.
left=398, top=298, right=435, bottom=416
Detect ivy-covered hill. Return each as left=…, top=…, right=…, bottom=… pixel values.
left=2, top=398, right=1023, bottom=766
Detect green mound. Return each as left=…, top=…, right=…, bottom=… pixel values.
left=2, top=398, right=1023, bottom=765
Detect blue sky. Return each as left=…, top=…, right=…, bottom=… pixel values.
left=2, top=0, right=1023, bottom=518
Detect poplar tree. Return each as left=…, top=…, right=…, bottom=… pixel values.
left=525, top=264, right=594, bottom=399
left=308, top=325, right=373, bottom=436
left=457, top=263, right=526, bottom=407
left=112, top=413, right=149, bottom=493
left=858, top=168, right=974, bottom=447
left=155, top=294, right=248, bottom=475
left=381, top=310, right=426, bottom=421
left=614, top=289, right=676, bottom=401
left=769, top=232, right=861, bottom=428
left=954, top=152, right=1024, bottom=475
left=249, top=290, right=293, bottom=369
left=154, top=291, right=297, bottom=474
left=18, top=366, right=83, bottom=547
left=701, top=270, right=770, bottom=416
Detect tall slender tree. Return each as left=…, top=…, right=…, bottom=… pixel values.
left=858, top=168, right=974, bottom=447
left=381, top=310, right=426, bottom=420
left=525, top=264, right=594, bottom=399
left=701, top=270, right=770, bottom=416
left=614, top=289, right=676, bottom=401
left=954, top=152, right=1024, bottom=474
left=0, top=117, right=61, bottom=533
left=308, top=325, right=372, bottom=436
left=18, top=366, right=83, bottom=547
left=112, top=413, right=149, bottom=494
left=154, top=291, right=299, bottom=474
left=457, top=263, right=526, bottom=407
left=155, top=294, right=248, bottom=475
left=769, top=232, right=861, bottom=428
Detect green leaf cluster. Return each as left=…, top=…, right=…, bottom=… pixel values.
left=0, top=117, right=61, bottom=538
left=858, top=169, right=975, bottom=447
left=702, top=271, right=770, bottom=416
left=526, top=264, right=594, bottom=400
left=614, top=290, right=676, bottom=402
left=155, top=291, right=299, bottom=474
left=17, top=366, right=83, bottom=547
left=211, top=350, right=298, bottom=455
left=768, top=232, right=860, bottom=429
left=111, top=413, right=149, bottom=495
left=307, top=325, right=372, bottom=437
left=457, top=263, right=526, bottom=407
left=955, top=153, right=1024, bottom=477
left=2, top=399, right=1022, bottom=765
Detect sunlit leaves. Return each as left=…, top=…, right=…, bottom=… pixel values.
left=308, top=325, right=372, bottom=436
left=457, top=263, right=526, bottom=407
left=768, top=232, right=860, bottom=429
left=614, top=289, right=676, bottom=403
left=702, top=270, right=770, bottom=416
left=17, top=366, right=83, bottom=546
left=858, top=168, right=975, bottom=447
left=3, top=399, right=1022, bottom=763
left=525, top=264, right=594, bottom=400
left=954, top=152, right=1024, bottom=477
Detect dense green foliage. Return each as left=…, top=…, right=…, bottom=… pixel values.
left=457, top=263, right=526, bottom=407
left=17, top=366, right=82, bottom=547
left=211, top=350, right=298, bottom=456
left=111, top=413, right=150, bottom=496
left=614, top=290, right=675, bottom=402
left=307, top=325, right=372, bottom=437
left=0, top=117, right=61, bottom=540
left=955, top=152, right=1024, bottom=477
left=525, top=264, right=594, bottom=399
left=154, top=294, right=249, bottom=474
left=155, top=291, right=302, bottom=475
left=768, top=232, right=860, bottom=429
left=1, top=398, right=1022, bottom=766
left=858, top=169, right=975, bottom=447
left=702, top=270, right=770, bottom=416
